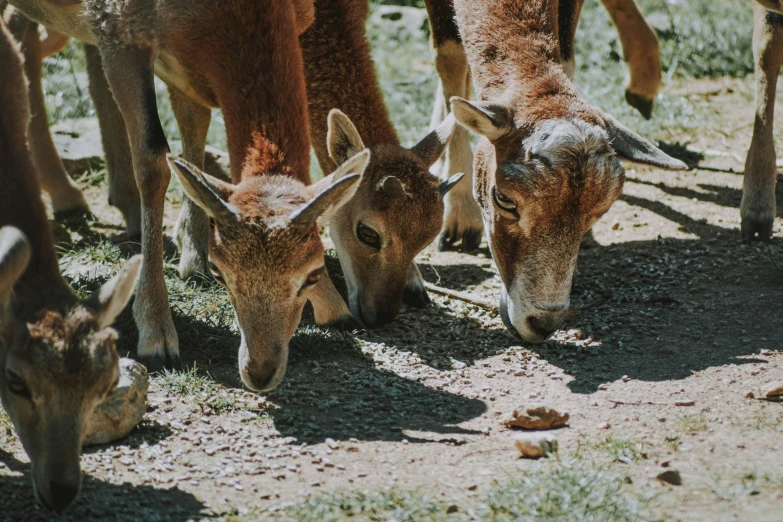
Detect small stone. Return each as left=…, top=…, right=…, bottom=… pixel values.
left=656, top=470, right=682, bottom=486
left=598, top=422, right=611, bottom=430
left=446, top=505, right=459, bottom=514
left=514, top=433, right=558, bottom=459
left=761, top=381, right=783, bottom=398
left=502, top=404, right=569, bottom=430
left=745, top=391, right=755, bottom=399
left=621, top=375, right=631, bottom=382
left=325, top=438, right=339, bottom=450
left=598, top=383, right=610, bottom=391
left=84, top=359, right=149, bottom=447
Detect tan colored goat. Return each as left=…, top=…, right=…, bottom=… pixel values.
left=424, top=0, right=663, bottom=254
left=5, top=0, right=371, bottom=389
left=424, top=0, right=686, bottom=343
left=0, top=18, right=140, bottom=512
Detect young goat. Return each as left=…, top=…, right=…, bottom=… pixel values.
left=5, top=0, right=369, bottom=386
left=425, top=0, right=686, bottom=343
left=299, top=0, right=462, bottom=326
left=0, top=19, right=140, bottom=512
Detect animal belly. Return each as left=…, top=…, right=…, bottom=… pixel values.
left=154, top=55, right=218, bottom=109
left=9, top=0, right=96, bottom=43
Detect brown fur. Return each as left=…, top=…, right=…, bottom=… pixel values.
left=444, top=0, right=682, bottom=343
left=0, top=18, right=138, bottom=513
left=6, top=0, right=353, bottom=376
left=300, top=0, right=457, bottom=325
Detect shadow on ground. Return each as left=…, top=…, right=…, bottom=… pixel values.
left=0, top=449, right=209, bottom=522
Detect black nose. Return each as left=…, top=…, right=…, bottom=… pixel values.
left=402, top=285, right=431, bottom=309
left=525, top=315, right=559, bottom=340
left=49, top=480, right=79, bottom=512
left=246, top=362, right=279, bottom=391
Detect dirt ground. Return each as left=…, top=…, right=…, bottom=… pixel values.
left=1, top=75, right=782, bottom=521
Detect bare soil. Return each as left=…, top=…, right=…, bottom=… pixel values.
left=1, top=76, right=782, bottom=521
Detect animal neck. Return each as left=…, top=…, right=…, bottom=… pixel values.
left=301, top=0, right=399, bottom=173
left=455, top=0, right=586, bottom=122
left=0, top=106, right=69, bottom=300
left=206, top=3, right=311, bottom=184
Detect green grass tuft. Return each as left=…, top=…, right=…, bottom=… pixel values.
left=160, top=364, right=240, bottom=413
left=267, top=460, right=656, bottom=522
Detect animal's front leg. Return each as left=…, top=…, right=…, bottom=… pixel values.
left=99, top=43, right=179, bottom=371
left=7, top=12, right=90, bottom=219
left=169, top=87, right=212, bottom=279
left=425, top=0, right=483, bottom=253
left=743, top=5, right=783, bottom=242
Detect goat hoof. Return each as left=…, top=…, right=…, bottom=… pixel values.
left=438, top=230, right=456, bottom=251
left=138, top=354, right=167, bottom=374
left=461, top=228, right=482, bottom=253
left=625, top=90, right=654, bottom=120
left=138, top=353, right=181, bottom=373
left=741, top=216, right=774, bottom=243
left=54, top=206, right=94, bottom=228
left=403, top=285, right=430, bottom=308
left=330, top=315, right=363, bottom=332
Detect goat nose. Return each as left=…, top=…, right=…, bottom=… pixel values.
left=243, top=362, right=280, bottom=392
left=525, top=313, right=563, bottom=341
left=402, top=285, right=431, bottom=309
left=48, top=480, right=79, bottom=512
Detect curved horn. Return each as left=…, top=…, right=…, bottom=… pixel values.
left=439, top=172, right=465, bottom=198
left=410, top=113, right=458, bottom=168
left=602, top=115, right=688, bottom=170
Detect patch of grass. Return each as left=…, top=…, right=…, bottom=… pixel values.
left=677, top=414, right=708, bottom=434
left=592, top=436, right=648, bottom=464
left=160, top=364, right=240, bottom=413
left=267, top=460, right=656, bottom=522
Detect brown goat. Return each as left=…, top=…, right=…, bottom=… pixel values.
left=5, top=0, right=369, bottom=390
left=299, top=0, right=462, bottom=326
left=425, top=0, right=685, bottom=343
left=0, top=18, right=140, bottom=512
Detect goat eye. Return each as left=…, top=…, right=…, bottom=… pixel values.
left=356, top=222, right=380, bottom=248
left=209, top=262, right=226, bottom=286
left=302, top=267, right=324, bottom=291
left=492, top=187, right=518, bottom=214
left=6, top=372, right=31, bottom=400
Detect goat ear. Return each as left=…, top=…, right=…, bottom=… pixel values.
left=602, top=115, right=688, bottom=170
left=167, top=154, right=239, bottom=224
left=0, top=227, right=30, bottom=306
left=92, top=255, right=142, bottom=330
left=380, top=176, right=409, bottom=200
left=410, top=113, right=457, bottom=168
left=291, top=150, right=370, bottom=227
left=327, top=109, right=365, bottom=166
left=451, top=97, right=512, bottom=141
left=439, top=172, right=465, bottom=198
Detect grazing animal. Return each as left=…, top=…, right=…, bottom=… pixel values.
left=0, top=18, right=141, bottom=512
left=425, top=0, right=686, bottom=342
left=424, top=0, right=663, bottom=254
left=299, top=0, right=462, bottom=326
left=5, top=0, right=370, bottom=386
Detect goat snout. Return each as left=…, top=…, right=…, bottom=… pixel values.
left=524, top=311, right=564, bottom=341
left=241, top=358, right=285, bottom=392
left=48, top=480, right=80, bottom=513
